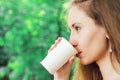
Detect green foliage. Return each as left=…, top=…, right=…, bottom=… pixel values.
left=0, top=0, right=73, bottom=80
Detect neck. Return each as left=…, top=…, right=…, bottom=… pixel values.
left=96, top=52, right=120, bottom=80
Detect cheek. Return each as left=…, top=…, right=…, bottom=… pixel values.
left=80, top=38, right=107, bottom=65
left=77, top=29, right=94, bottom=50
left=90, top=36, right=108, bottom=61
left=79, top=28, right=107, bottom=52
left=78, top=29, right=108, bottom=64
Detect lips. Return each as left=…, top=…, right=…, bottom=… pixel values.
left=76, top=52, right=82, bottom=57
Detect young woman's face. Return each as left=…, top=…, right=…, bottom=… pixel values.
left=68, top=6, right=108, bottom=65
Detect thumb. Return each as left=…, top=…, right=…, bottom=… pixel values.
left=67, top=56, right=74, bottom=67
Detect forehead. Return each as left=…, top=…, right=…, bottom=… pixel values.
left=67, top=6, right=88, bottom=27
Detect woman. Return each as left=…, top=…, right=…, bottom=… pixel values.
left=49, top=0, right=120, bottom=80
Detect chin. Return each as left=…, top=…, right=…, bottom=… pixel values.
left=80, top=59, right=93, bottom=65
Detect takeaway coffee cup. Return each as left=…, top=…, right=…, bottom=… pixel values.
left=40, top=37, right=78, bottom=74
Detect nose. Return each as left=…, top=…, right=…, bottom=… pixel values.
left=69, top=36, right=78, bottom=48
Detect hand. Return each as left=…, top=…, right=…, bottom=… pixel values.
left=48, top=37, right=74, bottom=80
left=53, top=56, right=74, bottom=80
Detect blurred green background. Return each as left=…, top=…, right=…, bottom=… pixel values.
left=0, top=0, right=74, bottom=80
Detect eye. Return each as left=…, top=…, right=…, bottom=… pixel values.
left=75, top=26, right=81, bottom=31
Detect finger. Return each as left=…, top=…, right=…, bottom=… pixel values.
left=48, top=44, right=54, bottom=53
left=69, top=56, right=74, bottom=66
left=66, top=56, right=74, bottom=67
left=60, top=56, right=74, bottom=71
left=48, top=37, right=62, bottom=53
left=54, top=37, right=62, bottom=45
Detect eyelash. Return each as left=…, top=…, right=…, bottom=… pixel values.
left=74, top=26, right=81, bottom=31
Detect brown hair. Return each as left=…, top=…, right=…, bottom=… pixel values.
left=71, top=0, right=120, bottom=80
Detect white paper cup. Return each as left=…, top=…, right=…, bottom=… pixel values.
left=40, top=37, right=78, bottom=74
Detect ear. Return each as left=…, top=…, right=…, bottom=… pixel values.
left=104, top=28, right=109, bottom=39
left=105, top=34, right=109, bottom=39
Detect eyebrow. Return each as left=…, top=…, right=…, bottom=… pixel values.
left=68, top=22, right=81, bottom=28
left=72, top=22, right=82, bottom=27
left=72, top=23, right=75, bottom=28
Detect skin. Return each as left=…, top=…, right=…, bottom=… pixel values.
left=49, top=5, right=120, bottom=80
left=68, top=6, right=108, bottom=65
left=48, top=37, right=74, bottom=80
